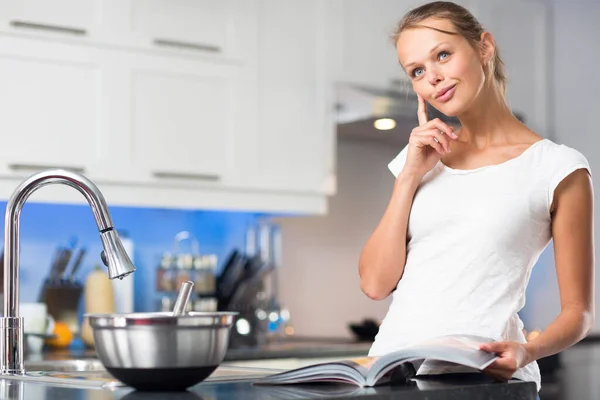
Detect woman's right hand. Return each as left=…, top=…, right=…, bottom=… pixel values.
left=402, top=95, right=459, bottom=179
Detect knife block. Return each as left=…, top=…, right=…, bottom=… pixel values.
left=38, top=281, right=83, bottom=335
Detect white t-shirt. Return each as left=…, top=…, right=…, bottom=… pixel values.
left=368, top=138, right=591, bottom=392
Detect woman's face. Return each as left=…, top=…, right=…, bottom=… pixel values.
left=396, top=18, right=487, bottom=117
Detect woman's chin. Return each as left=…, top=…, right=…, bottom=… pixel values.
left=434, top=102, right=464, bottom=118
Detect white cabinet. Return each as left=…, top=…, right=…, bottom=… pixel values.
left=0, top=1, right=256, bottom=64
left=119, top=0, right=257, bottom=63
left=0, top=36, right=102, bottom=177
left=0, top=0, right=100, bottom=39
left=129, top=0, right=230, bottom=54
left=130, top=64, right=231, bottom=184
left=250, top=0, right=339, bottom=195
left=0, top=1, right=339, bottom=214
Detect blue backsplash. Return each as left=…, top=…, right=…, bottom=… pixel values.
left=0, top=201, right=270, bottom=312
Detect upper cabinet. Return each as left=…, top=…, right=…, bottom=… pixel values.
left=0, top=0, right=256, bottom=63
left=122, top=0, right=256, bottom=62
left=0, top=36, right=102, bottom=178
left=0, top=0, right=102, bottom=41
left=0, top=0, right=335, bottom=214
left=247, top=0, right=339, bottom=195
left=129, top=0, right=230, bottom=55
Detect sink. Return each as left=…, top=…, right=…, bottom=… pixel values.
left=0, top=359, right=284, bottom=389
left=24, top=359, right=106, bottom=372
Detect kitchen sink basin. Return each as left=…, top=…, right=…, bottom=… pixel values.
left=24, top=359, right=107, bottom=372
left=0, top=359, right=283, bottom=389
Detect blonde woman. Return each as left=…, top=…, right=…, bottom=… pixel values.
left=359, top=1, right=594, bottom=392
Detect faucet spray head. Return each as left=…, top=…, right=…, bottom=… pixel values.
left=99, top=229, right=136, bottom=280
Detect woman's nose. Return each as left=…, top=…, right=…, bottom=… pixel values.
left=426, top=67, right=443, bottom=86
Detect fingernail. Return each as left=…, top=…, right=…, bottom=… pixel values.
left=451, top=132, right=458, bottom=139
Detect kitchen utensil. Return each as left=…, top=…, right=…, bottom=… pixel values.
left=216, top=249, right=247, bottom=310
left=86, top=310, right=238, bottom=391
left=67, top=247, right=86, bottom=282
left=172, top=281, right=194, bottom=316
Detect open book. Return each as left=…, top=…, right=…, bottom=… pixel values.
left=253, top=334, right=499, bottom=387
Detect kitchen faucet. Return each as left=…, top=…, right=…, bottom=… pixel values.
left=0, top=170, right=136, bottom=375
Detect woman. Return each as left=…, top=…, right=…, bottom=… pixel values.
left=358, top=1, right=594, bottom=392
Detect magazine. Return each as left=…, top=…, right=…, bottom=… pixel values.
left=253, top=334, right=499, bottom=387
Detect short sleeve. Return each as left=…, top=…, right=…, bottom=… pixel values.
left=548, top=145, right=592, bottom=209
left=388, top=144, right=409, bottom=178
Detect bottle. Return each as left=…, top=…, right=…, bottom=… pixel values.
left=81, top=265, right=115, bottom=348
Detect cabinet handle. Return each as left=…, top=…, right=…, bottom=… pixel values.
left=152, top=171, right=220, bottom=182
left=153, top=38, right=221, bottom=53
left=8, top=163, right=85, bottom=174
left=10, top=20, right=87, bottom=36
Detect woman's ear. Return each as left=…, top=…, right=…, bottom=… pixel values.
left=479, top=31, right=496, bottom=66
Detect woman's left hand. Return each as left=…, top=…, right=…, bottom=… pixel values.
left=479, top=341, right=531, bottom=381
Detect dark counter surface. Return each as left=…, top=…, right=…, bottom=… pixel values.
left=1, top=373, right=537, bottom=400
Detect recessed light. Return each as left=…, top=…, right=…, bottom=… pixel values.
left=374, top=118, right=396, bottom=130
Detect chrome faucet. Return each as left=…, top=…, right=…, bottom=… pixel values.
left=1, top=170, right=136, bottom=375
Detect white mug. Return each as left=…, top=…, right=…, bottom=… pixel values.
left=21, top=302, right=55, bottom=353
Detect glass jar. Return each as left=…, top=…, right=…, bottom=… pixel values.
left=175, top=253, right=194, bottom=290
left=193, top=254, right=217, bottom=296
left=156, top=253, right=176, bottom=292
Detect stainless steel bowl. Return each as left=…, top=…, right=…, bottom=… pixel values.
left=86, top=311, right=237, bottom=391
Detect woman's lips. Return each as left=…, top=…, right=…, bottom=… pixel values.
left=435, top=84, right=456, bottom=103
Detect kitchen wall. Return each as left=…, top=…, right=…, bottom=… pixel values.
left=523, top=0, right=600, bottom=333
left=0, top=201, right=268, bottom=312
left=274, top=139, right=398, bottom=338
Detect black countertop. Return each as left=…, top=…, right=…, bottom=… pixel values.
left=0, top=374, right=537, bottom=400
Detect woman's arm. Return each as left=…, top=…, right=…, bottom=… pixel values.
left=480, top=168, right=595, bottom=381
left=523, top=167, right=595, bottom=363
left=358, top=171, right=421, bottom=300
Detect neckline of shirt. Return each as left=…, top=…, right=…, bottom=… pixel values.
left=438, top=138, right=548, bottom=175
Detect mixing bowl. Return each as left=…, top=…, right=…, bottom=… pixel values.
left=86, top=311, right=237, bottom=391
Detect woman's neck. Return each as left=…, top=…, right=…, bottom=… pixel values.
left=456, top=84, right=522, bottom=149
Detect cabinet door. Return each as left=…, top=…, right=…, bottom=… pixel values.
left=127, top=0, right=255, bottom=61
left=477, top=0, right=550, bottom=135
left=0, top=36, right=101, bottom=176
left=128, top=55, right=241, bottom=186
left=252, top=0, right=338, bottom=195
left=0, top=0, right=100, bottom=38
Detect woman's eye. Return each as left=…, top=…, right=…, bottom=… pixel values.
left=412, top=67, right=424, bottom=78
left=438, top=51, right=450, bottom=60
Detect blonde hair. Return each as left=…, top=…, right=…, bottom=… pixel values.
left=393, top=1, right=506, bottom=95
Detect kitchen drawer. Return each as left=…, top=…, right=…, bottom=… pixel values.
left=0, top=0, right=102, bottom=43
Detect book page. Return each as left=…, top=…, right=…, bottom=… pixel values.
left=253, top=357, right=378, bottom=386
left=367, top=334, right=498, bottom=386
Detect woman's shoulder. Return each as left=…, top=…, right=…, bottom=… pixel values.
left=534, top=138, right=590, bottom=168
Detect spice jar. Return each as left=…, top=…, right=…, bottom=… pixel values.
left=175, top=253, right=194, bottom=289
left=156, top=253, right=176, bottom=292
left=193, top=254, right=217, bottom=296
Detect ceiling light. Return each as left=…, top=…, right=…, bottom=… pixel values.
left=374, top=118, right=396, bottom=130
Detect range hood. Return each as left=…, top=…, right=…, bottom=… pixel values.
left=336, top=81, right=524, bottom=147
left=336, top=81, right=459, bottom=146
